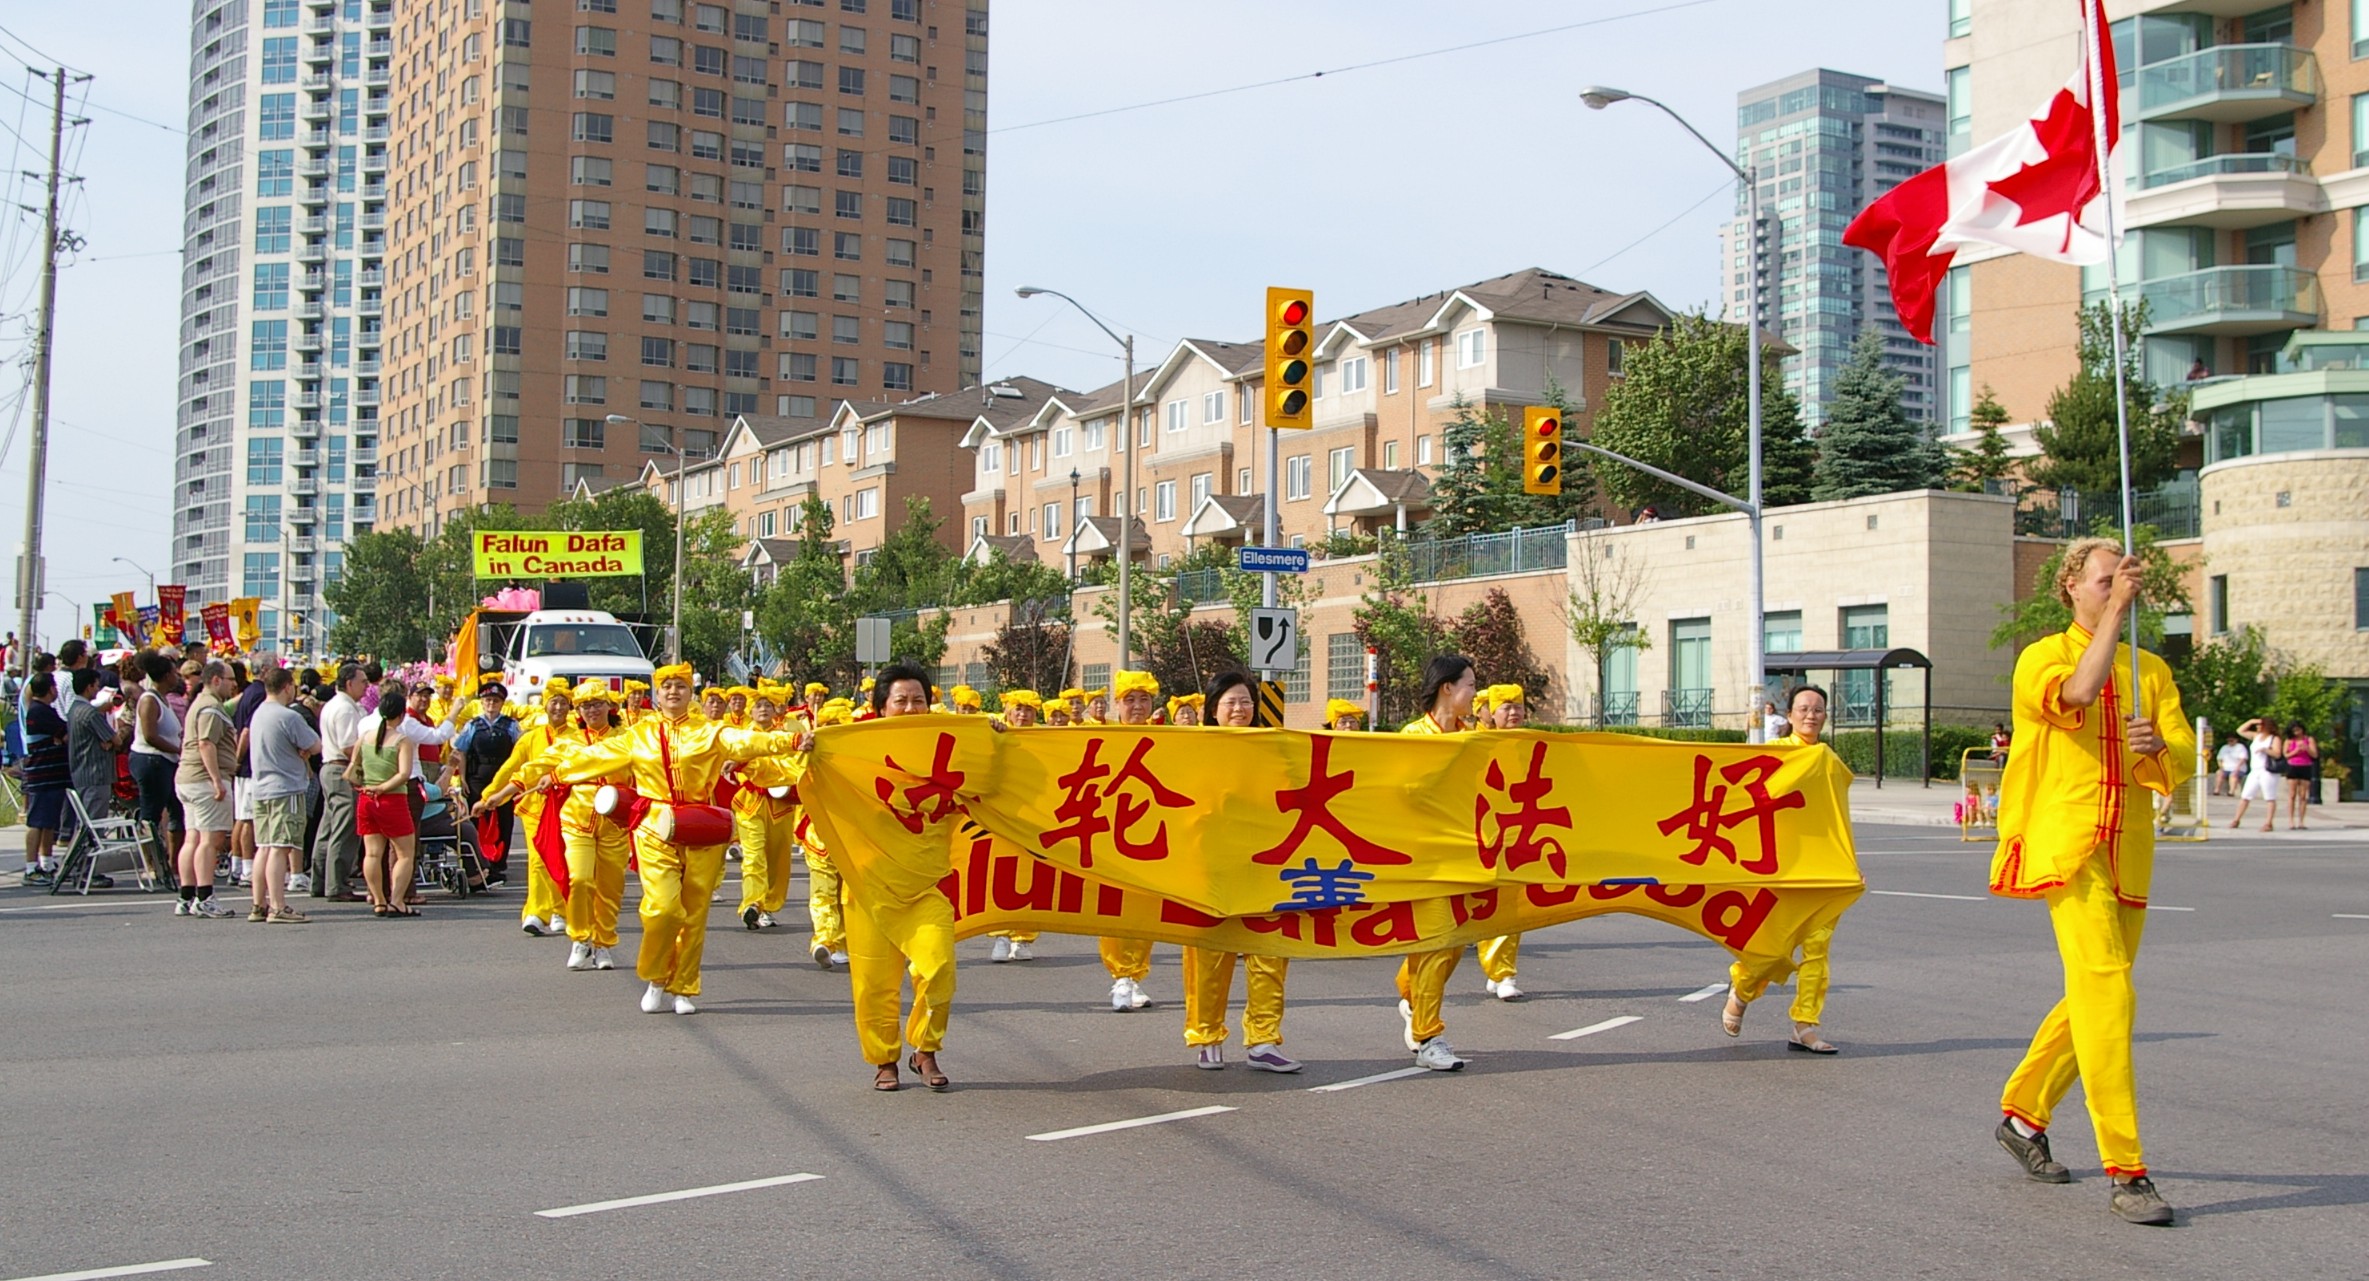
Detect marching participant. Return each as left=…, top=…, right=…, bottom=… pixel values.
left=948, top=685, right=984, bottom=716
left=798, top=697, right=855, bottom=969
left=700, top=687, right=729, bottom=723
left=548, top=680, right=633, bottom=971
left=1081, top=687, right=1111, bottom=725
left=1722, top=684, right=1844, bottom=1052
left=803, top=681, right=831, bottom=715
left=845, top=663, right=958, bottom=1091
left=986, top=687, right=1043, bottom=963
left=471, top=683, right=576, bottom=939
left=1324, top=699, right=1365, bottom=732
left=1044, top=697, right=1074, bottom=727
left=733, top=684, right=805, bottom=931
left=1181, top=671, right=1298, bottom=1072
left=998, top=689, right=1041, bottom=728
left=547, top=663, right=808, bottom=1014
left=1395, top=654, right=1478, bottom=1071
left=1476, top=683, right=1529, bottom=1002
left=1096, top=670, right=1162, bottom=1012
left=1989, top=539, right=2193, bottom=1225
left=621, top=680, right=649, bottom=723
left=1168, top=693, right=1202, bottom=726
left=427, top=673, right=457, bottom=724
left=724, top=687, right=751, bottom=728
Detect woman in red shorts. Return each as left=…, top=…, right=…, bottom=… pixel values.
left=345, top=678, right=421, bottom=916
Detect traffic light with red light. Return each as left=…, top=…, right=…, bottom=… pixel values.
left=1523, top=406, right=1563, bottom=496
left=1265, top=287, right=1314, bottom=429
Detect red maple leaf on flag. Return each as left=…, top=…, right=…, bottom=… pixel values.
left=1985, top=87, right=2103, bottom=232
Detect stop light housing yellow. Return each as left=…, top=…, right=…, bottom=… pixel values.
left=1523, top=406, right=1563, bottom=496
left=1265, top=286, right=1314, bottom=429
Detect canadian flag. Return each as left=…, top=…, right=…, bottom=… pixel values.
left=1845, top=0, right=2120, bottom=343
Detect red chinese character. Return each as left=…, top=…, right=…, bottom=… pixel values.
left=1037, top=736, right=1194, bottom=868
left=874, top=731, right=967, bottom=834
left=1474, top=740, right=1574, bottom=878
left=1655, top=753, right=1804, bottom=876
left=1252, top=735, right=1410, bottom=866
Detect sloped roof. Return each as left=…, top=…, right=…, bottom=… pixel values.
left=1325, top=468, right=1434, bottom=517
left=739, top=537, right=806, bottom=567
left=1182, top=492, right=1267, bottom=539
left=964, top=533, right=1035, bottom=565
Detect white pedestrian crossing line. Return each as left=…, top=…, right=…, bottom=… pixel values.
left=1678, top=983, right=1728, bottom=1003
left=1550, top=1015, right=1644, bottom=1041
left=1869, top=889, right=1985, bottom=901
left=1307, top=1067, right=1429, bottom=1093
left=536, top=1173, right=823, bottom=1218
left=1027, top=1105, right=1235, bottom=1142
left=2146, top=905, right=2195, bottom=912
left=6, top=1260, right=212, bottom=1281
left=2334, top=913, right=2369, bottom=920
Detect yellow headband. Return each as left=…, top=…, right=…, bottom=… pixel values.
left=950, top=684, right=983, bottom=708
left=1114, top=670, right=1160, bottom=699
left=1487, top=684, right=1527, bottom=709
left=573, top=680, right=619, bottom=705
left=653, top=663, right=695, bottom=687
left=1001, top=689, right=1042, bottom=711
left=804, top=682, right=829, bottom=698
left=1325, top=698, right=1366, bottom=722
left=1168, top=693, right=1203, bottom=712
left=1044, top=698, right=1072, bottom=715
left=1059, top=688, right=1087, bottom=702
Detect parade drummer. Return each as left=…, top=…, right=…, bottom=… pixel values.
left=546, top=663, right=809, bottom=1015
left=1168, top=693, right=1202, bottom=726
left=1182, top=671, right=1300, bottom=1073
left=998, top=689, right=1041, bottom=728
left=731, top=684, right=805, bottom=932
left=545, top=679, right=633, bottom=972
left=470, top=682, right=575, bottom=942
left=1989, top=538, right=2193, bottom=1226
left=1721, top=684, right=1842, bottom=1053
left=1324, top=698, right=1365, bottom=732
left=1475, top=683, right=1529, bottom=1004
left=1094, top=670, right=1164, bottom=1012
left=844, top=663, right=958, bottom=1091
left=798, top=697, right=856, bottom=969
left=1395, top=654, right=1478, bottom=1072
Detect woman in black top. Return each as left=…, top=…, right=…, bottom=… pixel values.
left=19, top=673, right=71, bottom=883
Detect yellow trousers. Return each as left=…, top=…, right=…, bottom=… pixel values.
left=1727, top=922, right=1836, bottom=1027
left=516, top=799, right=563, bottom=925
left=632, top=829, right=726, bottom=996
left=560, top=817, right=631, bottom=949
left=1182, top=947, right=1287, bottom=1047
left=734, top=803, right=798, bottom=916
left=2001, top=856, right=2150, bottom=1177
left=845, top=886, right=955, bottom=1066
left=991, top=930, right=1039, bottom=943
left=805, top=847, right=846, bottom=953
left=1396, top=945, right=1463, bottom=1044
left=1478, top=934, right=1521, bottom=983
left=1101, top=936, right=1153, bottom=982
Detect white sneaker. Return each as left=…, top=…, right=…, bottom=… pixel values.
left=757, top=912, right=775, bottom=928
left=1195, top=1044, right=1225, bottom=1069
left=192, top=897, right=236, bottom=919
left=286, top=872, right=311, bottom=894
left=827, top=950, right=848, bottom=965
left=566, top=942, right=594, bottom=971
left=1399, top=998, right=1420, bottom=1051
left=523, top=917, right=551, bottom=937
left=1110, top=978, right=1136, bottom=1012
left=1008, top=941, right=1034, bottom=961
left=990, top=937, right=1013, bottom=963
left=812, top=941, right=835, bottom=970
left=1491, top=977, right=1524, bottom=1002
left=1244, top=1043, right=1303, bottom=1074
left=1413, top=1036, right=1468, bottom=1071
left=673, top=994, right=698, bottom=1015
left=640, top=982, right=667, bottom=1013
left=173, top=899, right=191, bottom=916
left=548, top=915, right=567, bottom=935
left=592, top=948, right=617, bottom=970
left=1128, top=979, right=1150, bottom=1009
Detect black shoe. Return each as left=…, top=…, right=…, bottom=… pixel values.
left=22, top=867, right=53, bottom=885
left=1995, top=1120, right=2072, bottom=1183
left=2109, top=1176, right=2174, bottom=1225
left=742, top=905, right=762, bottom=931
left=87, top=872, right=114, bottom=889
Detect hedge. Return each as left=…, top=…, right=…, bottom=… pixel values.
left=1542, top=722, right=1995, bottom=780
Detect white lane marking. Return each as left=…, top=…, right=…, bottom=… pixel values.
left=2335, top=913, right=2369, bottom=920
left=1869, top=889, right=1985, bottom=901
left=1550, top=1015, right=1645, bottom=1041
left=1678, top=983, right=1728, bottom=1003
left=535, top=1173, right=823, bottom=1218
left=2146, top=905, right=2195, bottom=912
left=1026, top=1105, right=1234, bottom=1142
left=1307, top=1067, right=1429, bottom=1093
left=7, top=1261, right=213, bottom=1281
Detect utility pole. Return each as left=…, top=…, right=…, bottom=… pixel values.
left=14, top=68, right=76, bottom=663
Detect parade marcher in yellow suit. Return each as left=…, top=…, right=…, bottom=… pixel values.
left=1324, top=698, right=1364, bottom=732
left=1989, top=539, right=2192, bottom=1226
left=1182, top=672, right=1298, bottom=1072
left=1044, top=697, right=1073, bottom=726
left=1169, top=693, right=1203, bottom=726
left=472, top=684, right=575, bottom=941
left=1395, top=655, right=1477, bottom=1071
left=548, top=664, right=808, bottom=1015
left=1724, top=684, right=1846, bottom=1052
left=1475, top=684, right=1530, bottom=1003
left=987, top=689, right=1043, bottom=963
left=732, top=684, right=805, bottom=931
left=541, top=681, right=633, bottom=972
left=1096, top=673, right=1158, bottom=1012
left=799, top=697, right=855, bottom=969
left=844, top=664, right=957, bottom=1091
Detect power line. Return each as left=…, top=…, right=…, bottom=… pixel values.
left=1578, top=178, right=1735, bottom=276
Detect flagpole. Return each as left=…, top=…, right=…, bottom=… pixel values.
left=2082, top=0, right=2146, bottom=714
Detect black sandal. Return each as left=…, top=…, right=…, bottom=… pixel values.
left=908, top=1052, right=950, bottom=1092
left=873, top=1063, right=901, bottom=1092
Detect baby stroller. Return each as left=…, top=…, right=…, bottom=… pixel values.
left=414, top=781, right=487, bottom=898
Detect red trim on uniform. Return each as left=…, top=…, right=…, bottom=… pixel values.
left=2105, top=1164, right=2148, bottom=1179
left=2001, top=1107, right=2044, bottom=1134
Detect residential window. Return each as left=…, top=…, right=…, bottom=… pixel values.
left=257, top=92, right=296, bottom=140
left=255, top=149, right=294, bottom=197
left=1165, top=400, right=1186, bottom=433
left=254, top=207, right=292, bottom=253
left=253, top=262, right=290, bottom=310
left=643, top=293, right=676, bottom=324
left=571, top=155, right=613, bottom=186
left=1383, top=439, right=1399, bottom=469
left=640, top=380, right=674, bottom=410
left=1190, top=471, right=1212, bottom=510
left=564, top=375, right=608, bottom=404
left=1202, top=389, right=1225, bottom=423
left=1043, top=502, right=1062, bottom=540
left=882, top=361, right=913, bottom=390
left=836, top=148, right=864, bottom=178
left=831, top=357, right=859, bottom=385
left=568, top=244, right=611, bottom=273
left=642, top=336, right=675, bottom=366
left=1949, top=0, right=1971, bottom=37
left=883, top=279, right=915, bottom=308
left=1608, top=337, right=1626, bottom=378
left=888, top=115, right=918, bottom=145
left=1418, top=339, right=1435, bottom=387
left=575, top=68, right=617, bottom=99
left=643, top=250, right=676, bottom=280
left=891, top=33, right=919, bottom=62
left=1763, top=610, right=1803, bottom=655
left=785, top=184, right=822, bottom=215
left=1052, top=425, right=1073, bottom=457
left=2356, top=568, right=2368, bottom=630
left=648, top=120, right=681, bottom=151
left=839, top=66, right=865, bottom=95
left=251, top=320, right=289, bottom=370
left=1947, top=65, right=1971, bottom=139
left=888, top=73, right=919, bottom=104
left=685, top=342, right=719, bottom=372
left=260, top=36, right=298, bottom=83
left=1327, top=446, right=1353, bottom=493
left=564, top=418, right=606, bottom=448
left=649, top=78, right=682, bottom=108
left=568, top=199, right=612, bottom=229
left=646, top=163, right=680, bottom=193
left=832, top=315, right=860, bottom=344
left=887, top=155, right=916, bottom=185
left=1456, top=329, right=1485, bottom=368
left=564, top=331, right=608, bottom=361
left=246, top=437, right=285, bottom=484
left=1339, top=356, right=1368, bottom=394
left=2211, top=574, right=2231, bottom=634
left=884, top=196, right=916, bottom=226
left=482, top=459, right=520, bottom=490
left=1383, top=348, right=1399, bottom=394
left=1154, top=479, right=1177, bottom=522
left=1285, top=454, right=1311, bottom=500
left=834, top=273, right=860, bottom=302
left=242, top=552, right=282, bottom=597
left=788, top=18, right=824, bottom=46
left=575, top=25, right=616, bottom=55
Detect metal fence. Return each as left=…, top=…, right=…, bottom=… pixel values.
left=2013, top=477, right=2200, bottom=540
left=1663, top=687, right=1713, bottom=729
left=1173, top=567, right=1228, bottom=604
left=1400, top=521, right=1571, bottom=584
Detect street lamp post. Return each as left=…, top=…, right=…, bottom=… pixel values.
left=1582, top=86, right=1769, bottom=741
left=1018, top=287, right=1135, bottom=669
left=608, top=414, right=688, bottom=664
left=1066, top=466, right=1081, bottom=582
left=112, top=556, right=156, bottom=601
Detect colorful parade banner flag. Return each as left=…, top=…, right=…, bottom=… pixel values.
left=136, top=604, right=160, bottom=643
left=107, top=591, right=136, bottom=638
left=202, top=602, right=234, bottom=650
left=472, top=530, right=643, bottom=579
left=228, top=598, right=263, bottom=651
left=157, top=585, right=187, bottom=643
left=93, top=602, right=118, bottom=647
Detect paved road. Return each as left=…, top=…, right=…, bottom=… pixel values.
left=3, top=823, right=2362, bottom=1280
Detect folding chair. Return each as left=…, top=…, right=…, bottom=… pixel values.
left=55, top=788, right=158, bottom=896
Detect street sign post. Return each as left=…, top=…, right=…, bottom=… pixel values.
left=1249, top=606, right=1298, bottom=673
left=854, top=616, right=894, bottom=666
left=1237, top=545, right=1310, bottom=575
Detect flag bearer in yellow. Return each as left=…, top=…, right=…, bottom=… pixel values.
left=545, top=680, right=633, bottom=972
left=1988, top=538, right=2193, bottom=1227
left=845, top=663, right=957, bottom=1091
left=547, top=663, right=809, bottom=1015
left=798, top=697, right=855, bottom=969
left=1395, top=654, right=1478, bottom=1071
left=470, top=683, right=576, bottom=941
left=1475, top=684, right=1530, bottom=1003
left=1096, top=670, right=1162, bottom=1012
left=1182, top=672, right=1298, bottom=1072
left=1723, top=684, right=1843, bottom=1052
left=986, top=688, right=1042, bottom=963
left=732, top=684, right=805, bottom=931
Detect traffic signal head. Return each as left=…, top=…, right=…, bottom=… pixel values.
left=1265, top=286, right=1315, bottom=429
left=1522, top=406, right=1563, bottom=496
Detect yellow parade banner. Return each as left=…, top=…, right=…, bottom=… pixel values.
left=228, top=597, right=263, bottom=651
left=472, top=529, right=644, bottom=579
left=800, top=719, right=1864, bottom=968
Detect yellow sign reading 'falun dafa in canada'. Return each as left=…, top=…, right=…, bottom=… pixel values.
left=473, top=530, right=644, bottom=579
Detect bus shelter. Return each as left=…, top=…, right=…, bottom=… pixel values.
left=1765, top=647, right=1933, bottom=789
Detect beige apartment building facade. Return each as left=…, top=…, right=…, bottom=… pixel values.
left=374, top=0, right=986, bottom=534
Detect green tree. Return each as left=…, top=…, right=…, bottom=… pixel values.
left=2174, top=624, right=2276, bottom=738
left=1091, top=546, right=1246, bottom=698
left=1989, top=522, right=2191, bottom=653
left=1812, top=330, right=1947, bottom=501
left=1591, top=311, right=1815, bottom=519
left=1950, top=384, right=2015, bottom=492
left=1351, top=538, right=1451, bottom=727
left=1452, top=587, right=1548, bottom=712
left=671, top=507, right=756, bottom=676
left=981, top=598, right=1073, bottom=696
left=322, top=527, right=434, bottom=660
left=1425, top=381, right=1589, bottom=535
left=2029, top=300, right=2183, bottom=494
left=1559, top=532, right=1651, bottom=725
left=755, top=495, right=855, bottom=685
left=948, top=547, right=1072, bottom=608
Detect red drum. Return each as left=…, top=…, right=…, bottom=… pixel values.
left=648, top=801, right=735, bottom=847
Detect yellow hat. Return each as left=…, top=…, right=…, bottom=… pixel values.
left=1044, top=697, right=1072, bottom=716
left=950, top=684, right=983, bottom=708
left=750, top=683, right=785, bottom=706
left=1060, top=687, right=1087, bottom=702
left=1000, top=689, right=1042, bottom=711
left=804, top=681, right=829, bottom=700
left=1167, top=692, right=1203, bottom=714
left=1114, top=670, right=1160, bottom=699
left=1325, top=698, right=1366, bottom=723
left=623, top=678, right=649, bottom=693
left=573, top=679, right=619, bottom=705
left=1487, top=683, right=1527, bottom=709
left=726, top=685, right=754, bottom=701
left=653, top=662, right=695, bottom=687
left=861, top=676, right=877, bottom=693
left=433, top=673, right=454, bottom=688
left=542, top=680, right=578, bottom=704
left=815, top=697, right=855, bottom=726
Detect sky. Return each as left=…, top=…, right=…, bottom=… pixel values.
left=0, top=0, right=1940, bottom=651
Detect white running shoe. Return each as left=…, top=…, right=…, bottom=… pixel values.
left=812, top=942, right=835, bottom=969
left=1008, top=941, right=1034, bottom=961
left=1399, top=998, right=1420, bottom=1051
left=1492, top=977, right=1524, bottom=1002
left=566, top=942, right=594, bottom=971
left=523, top=917, right=552, bottom=937
left=548, top=915, right=567, bottom=935
left=192, top=897, right=236, bottom=919
left=1128, top=979, right=1150, bottom=1009
left=640, top=982, right=668, bottom=1013
left=1195, top=1044, right=1225, bottom=1069
left=1414, top=1036, right=1468, bottom=1072
left=827, top=950, right=848, bottom=966
left=990, top=937, right=1013, bottom=963
left=672, top=994, right=698, bottom=1015
left=1244, top=1044, right=1303, bottom=1073
left=757, top=912, right=775, bottom=928
left=1110, top=978, right=1136, bottom=1012
left=592, top=948, right=617, bottom=970
left=286, top=872, right=311, bottom=895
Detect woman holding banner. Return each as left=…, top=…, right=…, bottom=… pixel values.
left=1095, top=670, right=1165, bottom=1013
left=1180, top=671, right=1300, bottom=1072
left=1476, top=684, right=1530, bottom=1004
left=843, top=664, right=957, bottom=1091
left=1721, top=684, right=1842, bottom=1054
left=1396, top=655, right=1478, bottom=1072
